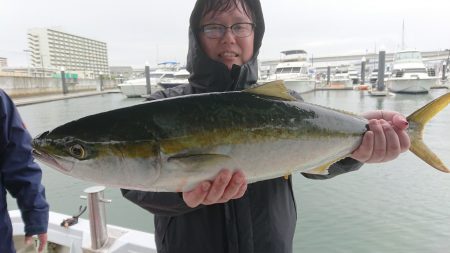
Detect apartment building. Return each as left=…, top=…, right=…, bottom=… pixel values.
left=27, top=28, right=109, bottom=78
left=0, top=57, right=7, bottom=68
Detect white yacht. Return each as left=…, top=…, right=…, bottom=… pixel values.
left=159, top=68, right=190, bottom=89
left=118, top=62, right=180, bottom=98
left=259, top=50, right=316, bottom=94
left=368, top=68, right=392, bottom=87
left=118, top=77, right=163, bottom=98
left=386, top=50, right=438, bottom=93
left=328, top=68, right=353, bottom=89
left=348, top=67, right=360, bottom=85
left=368, top=69, right=379, bottom=85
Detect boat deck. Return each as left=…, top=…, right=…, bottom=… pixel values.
left=10, top=210, right=157, bottom=253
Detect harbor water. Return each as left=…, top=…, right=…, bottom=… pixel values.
left=8, top=89, right=450, bottom=252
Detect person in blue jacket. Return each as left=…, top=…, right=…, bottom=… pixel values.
left=0, top=90, right=49, bottom=253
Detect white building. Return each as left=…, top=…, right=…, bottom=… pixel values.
left=27, top=28, right=109, bottom=79
left=0, top=57, right=7, bottom=68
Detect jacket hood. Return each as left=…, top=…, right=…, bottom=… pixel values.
left=186, top=0, right=265, bottom=92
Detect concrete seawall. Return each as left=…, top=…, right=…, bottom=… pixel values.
left=0, top=76, right=118, bottom=98
left=12, top=89, right=121, bottom=106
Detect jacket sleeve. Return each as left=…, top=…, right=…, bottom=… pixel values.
left=0, top=90, right=49, bottom=236
left=121, top=189, right=201, bottom=216
left=301, top=157, right=363, bottom=180
left=145, top=84, right=193, bottom=100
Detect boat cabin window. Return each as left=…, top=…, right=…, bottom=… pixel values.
left=403, top=68, right=427, bottom=73
left=275, top=67, right=305, bottom=74
left=395, top=52, right=422, bottom=61
left=176, top=74, right=190, bottom=79
left=150, top=73, right=164, bottom=78
left=163, top=74, right=175, bottom=78
left=276, top=67, right=291, bottom=74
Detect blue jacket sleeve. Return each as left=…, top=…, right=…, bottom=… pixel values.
left=0, top=90, right=49, bottom=236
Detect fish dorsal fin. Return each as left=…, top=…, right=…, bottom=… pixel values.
left=243, top=80, right=297, bottom=101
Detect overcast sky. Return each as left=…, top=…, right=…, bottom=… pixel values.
left=1, top=0, right=449, bottom=68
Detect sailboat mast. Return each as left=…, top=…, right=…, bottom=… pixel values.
left=401, top=20, right=405, bottom=50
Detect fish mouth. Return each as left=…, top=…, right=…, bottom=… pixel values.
left=31, top=131, right=50, bottom=152
left=32, top=148, right=74, bottom=173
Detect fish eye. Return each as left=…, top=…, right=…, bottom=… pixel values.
left=68, top=144, right=87, bottom=159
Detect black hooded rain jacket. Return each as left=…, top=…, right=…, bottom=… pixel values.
left=122, top=1, right=362, bottom=252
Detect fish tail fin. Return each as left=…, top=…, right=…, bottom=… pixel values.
left=407, top=92, right=450, bottom=173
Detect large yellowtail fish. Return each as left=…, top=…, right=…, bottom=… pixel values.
left=31, top=81, right=450, bottom=192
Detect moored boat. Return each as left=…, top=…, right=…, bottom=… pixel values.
left=118, top=62, right=180, bottom=98
left=118, top=78, right=163, bottom=98
left=386, top=50, right=438, bottom=93
left=328, top=70, right=353, bottom=89
left=259, top=50, right=316, bottom=94
left=158, top=68, right=190, bottom=89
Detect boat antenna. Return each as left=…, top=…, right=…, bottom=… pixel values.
left=401, top=19, right=405, bottom=50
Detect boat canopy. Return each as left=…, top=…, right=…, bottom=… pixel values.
left=280, top=50, right=307, bottom=55
left=158, top=61, right=179, bottom=65
left=279, top=50, right=308, bottom=63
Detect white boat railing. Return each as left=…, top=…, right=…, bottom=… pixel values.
left=80, top=186, right=110, bottom=250
left=10, top=186, right=157, bottom=253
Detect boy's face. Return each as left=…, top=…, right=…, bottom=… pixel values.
left=199, top=4, right=254, bottom=70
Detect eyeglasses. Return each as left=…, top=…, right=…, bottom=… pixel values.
left=200, top=23, right=255, bottom=39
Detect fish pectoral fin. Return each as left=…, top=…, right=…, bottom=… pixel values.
left=303, top=157, right=345, bottom=175
left=167, top=154, right=236, bottom=171
left=303, top=163, right=332, bottom=175
left=243, top=80, right=297, bottom=101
